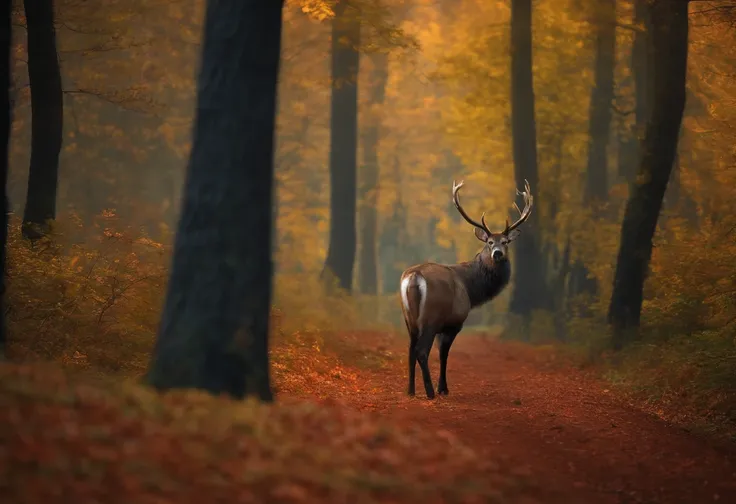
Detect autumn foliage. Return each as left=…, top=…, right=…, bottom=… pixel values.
left=2, top=0, right=736, bottom=501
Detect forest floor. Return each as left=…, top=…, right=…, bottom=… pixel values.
left=280, top=330, right=736, bottom=504
left=2, top=329, right=736, bottom=503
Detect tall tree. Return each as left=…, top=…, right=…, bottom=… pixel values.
left=627, top=0, right=654, bottom=179
left=147, top=0, right=284, bottom=400
left=0, top=0, right=11, bottom=356
left=508, top=0, right=549, bottom=321
left=617, top=0, right=654, bottom=181
left=21, top=0, right=63, bottom=240
left=607, top=0, right=689, bottom=349
left=358, top=51, right=388, bottom=295
left=323, top=0, right=360, bottom=293
left=584, top=0, right=616, bottom=203
left=569, top=0, right=617, bottom=302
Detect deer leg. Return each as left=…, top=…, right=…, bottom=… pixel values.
left=437, top=327, right=460, bottom=396
left=415, top=327, right=437, bottom=400
left=407, top=334, right=417, bottom=396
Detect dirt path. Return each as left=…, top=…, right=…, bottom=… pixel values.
left=338, top=334, right=736, bottom=504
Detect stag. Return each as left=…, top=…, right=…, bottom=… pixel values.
left=399, top=179, right=533, bottom=399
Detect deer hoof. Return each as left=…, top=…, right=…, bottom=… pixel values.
left=437, top=387, right=449, bottom=396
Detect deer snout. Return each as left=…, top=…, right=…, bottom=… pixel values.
left=492, top=248, right=504, bottom=261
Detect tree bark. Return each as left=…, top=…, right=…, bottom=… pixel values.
left=584, top=0, right=616, bottom=203
left=508, top=0, right=549, bottom=319
left=147, top=0, right=283, bottom=400
left=21, top=0, right=63, bottom=240
left=358, top=52, right=387, bottom=296
left=0, top=0, right=11, bottom=356
left=607, top=0, right=689, bottom=349
left=323, top=0, right=360, bottom=293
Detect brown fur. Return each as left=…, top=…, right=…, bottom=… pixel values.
left=400, top=264, right=471, bottom=332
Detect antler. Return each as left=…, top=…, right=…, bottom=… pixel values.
left=452, top=179, right=533, bottom=236
left=502, top=179, right=534, bottom=235
left=452, top=180, right=492, bottom=236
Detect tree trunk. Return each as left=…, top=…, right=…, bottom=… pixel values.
left=358, top=52, right=387, bottom=296
left=571, top=0, right=617, bottom=302
left=379, top=153, right=405, bottom=296
left=546, top=134, right=573, bottom=335
left=607, top=0, right=689, bottom=349
left=323, top=0, right=360, bottom=293
left=508, top=0, right=549, bottom=319
left=21, top=0, right=63, bottom=240
left=584, top=0, right=616, bottom=204
left=0, top=0, right=11, bottom=356
left=147, top=0, right=283, bottom=400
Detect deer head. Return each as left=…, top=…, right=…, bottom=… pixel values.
left=451, top=179, right=534, bottom=264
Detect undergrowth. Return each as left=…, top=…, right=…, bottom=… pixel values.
left=4, top=213, right=397, bottom=380
left=5, top=214, right=166, bottom=375
left=601, top=330, right=736, bottom=440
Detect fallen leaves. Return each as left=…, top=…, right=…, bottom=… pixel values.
left=0, top=362, right=529, bottom=504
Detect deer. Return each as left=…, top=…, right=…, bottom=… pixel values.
left=399, top=179, right=533, bottom=399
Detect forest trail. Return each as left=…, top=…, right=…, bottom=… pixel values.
left=317, top=333, right=736, bottom=504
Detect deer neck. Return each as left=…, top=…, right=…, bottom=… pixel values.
left=454, top=254, right=511, bottom=308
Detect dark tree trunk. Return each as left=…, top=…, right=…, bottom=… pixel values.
left=147, top=0, right=283, bottom=400
left=21, top=0, right=62, bottom=240
left=508, top=0, right=549, bottom=319
left=358, top=52, right=387, bottom=296
left=607, top=0, right=689, bottom=349
left=584, top=0, right=616, bottom=203
left=323, top=0, right=360, bottom=293
left=0, top=0, right=11, bottom=355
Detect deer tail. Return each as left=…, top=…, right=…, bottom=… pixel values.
left=401, top=273, right=426, bottom=334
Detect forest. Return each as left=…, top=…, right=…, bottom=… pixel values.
left=1, top=0, right=736, bottom=502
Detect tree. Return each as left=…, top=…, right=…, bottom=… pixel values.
left=0, top=0, right=11, bottom=356
left=147, top=0, right=284, bottom=400
left=322, top=0, right=360, bottom=293
left=568, top=0, right=616, bottom=302
left=358, top=51, right=388, bottom=295
left=21, top=0, right=63, bottom=240
left=583, top=0, right=615, bottom=204
left=607, top=0, right=689, bottom=349
left=508, top=0, right=549, bottom=322
left=619, top=0, right=653, bottom=181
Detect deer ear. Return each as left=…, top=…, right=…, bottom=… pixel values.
left=506, top=229, right=521, bottom=242
left=474, top=227, right=489, bottom=242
